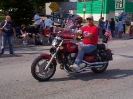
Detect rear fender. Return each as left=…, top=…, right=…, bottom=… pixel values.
left=40, top=53, right=57, bottom=66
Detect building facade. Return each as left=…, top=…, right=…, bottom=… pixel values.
left=77, top=0, right=133, bottom=21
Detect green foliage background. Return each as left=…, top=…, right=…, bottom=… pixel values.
left=0, top=0, right=69, bottom=26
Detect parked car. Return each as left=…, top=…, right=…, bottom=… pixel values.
left=50, top=11, right=83, bottom=28
left=50, top=11, right=71, bottom=27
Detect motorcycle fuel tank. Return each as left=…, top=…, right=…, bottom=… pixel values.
left=64, top=42, right=78, bottom=53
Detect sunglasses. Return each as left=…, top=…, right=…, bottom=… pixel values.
left=86, top=18, right=92, bottom=20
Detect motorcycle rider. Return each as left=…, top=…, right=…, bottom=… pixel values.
left=71, top=15, right=98, bottom=72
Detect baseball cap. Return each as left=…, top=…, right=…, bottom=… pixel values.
left=86, top=15, right=93, bottom=20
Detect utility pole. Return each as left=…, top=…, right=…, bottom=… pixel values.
left=83, top=0, right=86, bottom=19
left=100, top=0, right=104, bottom=18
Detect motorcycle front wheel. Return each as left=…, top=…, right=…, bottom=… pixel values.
left=91, top=62, right=108, bottom=73
left=31, top=56, right=56, bottom=81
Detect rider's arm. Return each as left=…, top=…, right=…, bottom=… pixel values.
left=83, top=33, right=93, bottom=38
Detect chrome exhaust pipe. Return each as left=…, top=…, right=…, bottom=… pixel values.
left=79, top=65, right=103, bottom=72
left=82, top=60, right=107, bottom=65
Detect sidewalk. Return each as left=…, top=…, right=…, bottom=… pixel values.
left=11, top=33, right=130, bottom=48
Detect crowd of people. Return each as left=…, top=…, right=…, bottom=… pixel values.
left=0, top=11, right=55, bottom=56
left=98, top=17, right=133, bottom=39
left=0, top=12, right=133, bottom=57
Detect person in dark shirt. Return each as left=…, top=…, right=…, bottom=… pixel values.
left=0, top=15, right=16, bottom=55
left=20, top=24, right=28, bottom=45
left=110, top=18, right=115, bottom=37
left=32, top=23, right=42, bottom=44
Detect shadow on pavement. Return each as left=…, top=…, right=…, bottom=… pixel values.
left=46, top=69, right=133, bottom=82
left=116, top=54, right=133, bottom=59
left=0, top=54, right=23, bottom=58
left=16, top=52, right=43, bottom=55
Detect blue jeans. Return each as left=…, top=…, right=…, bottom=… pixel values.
left=75, top=42, right=97, bottom=65
left=98, top=27, right=103, bottom=37
left=1, top=36, right=14, bottom=54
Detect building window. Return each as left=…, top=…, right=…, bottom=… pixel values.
left=116, top=0, right=124, bottom=8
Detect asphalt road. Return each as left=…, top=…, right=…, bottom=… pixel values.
left=0, top=36, right=133, bottom=99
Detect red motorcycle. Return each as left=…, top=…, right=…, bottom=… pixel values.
left=31, top=30, right=113, bottom=81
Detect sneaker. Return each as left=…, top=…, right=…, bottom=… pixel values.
left=0, top=53, right=3, bottom=57
left=22, top=41, right=25, bottom=45
left=10, top=53, right=15, bottom=55
left=70, top=63, right=80, bottom=72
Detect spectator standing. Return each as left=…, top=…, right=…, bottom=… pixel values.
left=0, top=15, right=16, bottom=55
left=129, top=19, right=133, bottom=39
left=118, top=18, right=123, bottom=38
left=115, top=19, right=119, bottom=36
left=43, top=15, right=53, bottom=29
left=110, top=18, right=115, bottom=37
left=122, top=18, right=126, bottom=34
left=98, top=17, right=104, bottom=38
left=104, top=20, right=110, bottom=31
left=34, top=11, right=41, bottom=30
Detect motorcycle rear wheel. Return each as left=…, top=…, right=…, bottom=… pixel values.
left=31, top=56, right=56, bottom=81
left=91, top=62, right=108, bottom=73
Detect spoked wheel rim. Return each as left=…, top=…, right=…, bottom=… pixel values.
left=35, top=59, right=55, bottom=79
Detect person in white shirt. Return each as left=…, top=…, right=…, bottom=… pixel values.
left=34, top=12, right=41, bottom=29
left=43, top=15, right=53, bottom=29
left=118, top=19, right=123, bottom=38
left=115, top=19, right=119, bottom=36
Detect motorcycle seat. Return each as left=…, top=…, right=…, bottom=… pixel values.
left=85, top=49, right=97, bottom=55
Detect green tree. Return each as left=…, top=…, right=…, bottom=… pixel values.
left=9, top=0, right=35, bottom=26
left=0, top=0, right=70, bottom=26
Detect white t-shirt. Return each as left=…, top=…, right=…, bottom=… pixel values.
left=118, top=21, right=123, bottom=31
left=34, top=14, right=41, bottom=25
left=115, top=21, right=119, bottom=28
left=44, top=18, right=53, bottom=28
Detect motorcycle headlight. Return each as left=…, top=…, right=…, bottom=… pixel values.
left=52, top=39, right=57, bottom=46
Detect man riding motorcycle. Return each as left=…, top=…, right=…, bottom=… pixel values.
left=71, top=15, right=98, bottom=72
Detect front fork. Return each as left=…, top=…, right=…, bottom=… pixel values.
left=44, top=40, right=63, bottom=70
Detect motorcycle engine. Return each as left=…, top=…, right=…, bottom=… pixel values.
left=67, top=53, right=77, bottom=65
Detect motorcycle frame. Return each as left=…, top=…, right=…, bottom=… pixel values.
left=40, top=36, right=112, bottom=73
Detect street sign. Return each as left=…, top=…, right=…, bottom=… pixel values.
left=49, top=2, right=59, bottom=12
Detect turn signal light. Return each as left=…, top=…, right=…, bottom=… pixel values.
left=59, top=46, right=63, bottom=50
